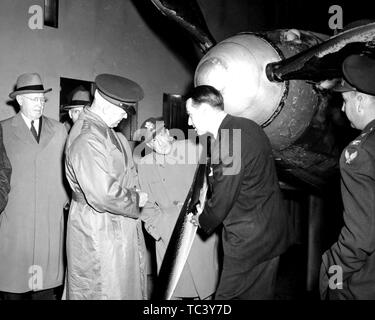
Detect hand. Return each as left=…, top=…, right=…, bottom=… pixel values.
left=137, top=191, right=148, bottom=208
left=189, top=202, right=203, bottom=227
left=190, top=214, right=200, bottom=227
left=196, top=202, right=204, bottom=214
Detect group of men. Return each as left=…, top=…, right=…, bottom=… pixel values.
left=0, top=52, right=374, bottom=300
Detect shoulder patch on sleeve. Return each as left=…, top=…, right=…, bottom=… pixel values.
left=344, top=148, right=358, bottom=164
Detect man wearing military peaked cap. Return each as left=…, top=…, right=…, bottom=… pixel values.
left=320, top=54, right=375, bottom=300
left=333, top=54, right=375, bottom=96
left=64, top=73, right=148, bottom=299
left=95, top=73, right=144, bottom=116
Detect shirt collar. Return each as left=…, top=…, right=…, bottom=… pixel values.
left=20, top=112, right=40, bottom=132
left=363, top=118, right=375, bottom=133
left=212, top=112, right=227, bottom=140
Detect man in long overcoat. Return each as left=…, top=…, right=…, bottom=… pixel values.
left=0, top=73, right=68, bottom=300
left=64, top=74, right=148, bottom=299
left=137, top=118, right=219, bottom=299
left=0, top=124, right=11, bottom=213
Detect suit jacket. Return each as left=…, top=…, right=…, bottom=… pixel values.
left=0, top=112, right=68, bottom=293
left=320, top=119, right=375, bottom=300
left=199, top=114, right=291, bottom=269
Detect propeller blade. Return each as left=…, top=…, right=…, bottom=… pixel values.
left=149, top=0, right=216, bottom=52
left=154, top=163, right=209, bottom=300
left=267, top=22, right=375, bottom=82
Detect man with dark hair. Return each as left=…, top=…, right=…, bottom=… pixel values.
left=320, top=54, right=375, bottom=300
left=188, top=85, right=291, bottom=299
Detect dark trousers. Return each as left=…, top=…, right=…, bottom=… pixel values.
left=0, top=287, right=59, bottom=300
left=215, top=256, right=280, bottom=300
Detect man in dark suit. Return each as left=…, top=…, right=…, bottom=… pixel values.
left=187, top=85, right=291, bottom=299
left=320, top=54, right=375, bottom=299
left=0, top=73, right=68, bottom=300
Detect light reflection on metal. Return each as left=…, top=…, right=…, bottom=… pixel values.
left=195, top=33, right=286, bottom=126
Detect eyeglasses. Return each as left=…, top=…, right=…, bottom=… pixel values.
left=23, top=96, right=47, bottom=104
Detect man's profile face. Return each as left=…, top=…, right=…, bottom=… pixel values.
left=186, top=98, right=208, bottom=136
left=19, top=93, right=46, bottom=121
left=148, top=127, right=174, bottom=155
left=69, top=106, right=84, bottom=123
left=341, top=91, right=362, bottom=129
left=106, top=104, right=127, bottom=128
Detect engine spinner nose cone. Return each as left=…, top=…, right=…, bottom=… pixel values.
left=194, top=57, right=228, bottom=92
left=194, top=34, right=285, bottom=126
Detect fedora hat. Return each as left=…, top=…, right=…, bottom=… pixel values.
left=95, top=74, right=144, bottom=116
left=63, top=86, right=92, bottom=111
left=9, top=73, right=52, bottom=99
left=333, top=54, right=375, bottom=95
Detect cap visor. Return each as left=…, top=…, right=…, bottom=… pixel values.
left=331, top=79, right=356, bottom=93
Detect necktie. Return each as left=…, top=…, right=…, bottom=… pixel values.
left=30, top=120, right=39, bottom=143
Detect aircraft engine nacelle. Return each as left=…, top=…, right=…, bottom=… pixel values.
left=194, top=30, right=330, bottom=151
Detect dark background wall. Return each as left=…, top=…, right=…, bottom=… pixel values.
left=0, top=0, right=373, bottom=130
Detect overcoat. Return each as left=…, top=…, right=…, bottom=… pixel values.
left=138, top=139, right=219, bottom=299
left=0, top=113, right=68, bottom=293
left=0, top=124, right=11, bottom=213
left=65, top=108, right=146, bottom=300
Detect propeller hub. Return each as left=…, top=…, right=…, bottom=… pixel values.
left=194, top=33, right=286, bottom=126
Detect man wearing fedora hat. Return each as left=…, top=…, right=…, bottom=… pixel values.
left=64, top=74, right=148, bottom=299
left=320, top=54, right=375, bottom=300
left=0, top=73, right=68, bottom=300
left=62, top=86, right=92, bottom=132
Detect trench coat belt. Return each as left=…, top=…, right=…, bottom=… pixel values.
left=72, top=192, right=86, bottom=204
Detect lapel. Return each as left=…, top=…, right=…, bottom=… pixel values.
left=11, top=112, right=37, bottom=146
left=11, top=113, right=56, bottom=149
left=38, top=116, right=55, bottom=150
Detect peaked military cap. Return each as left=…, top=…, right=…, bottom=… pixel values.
left=95, top=74, right=144, bottom=115
left=333, top=54, right=375, bottom=95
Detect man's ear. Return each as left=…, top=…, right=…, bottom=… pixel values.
left=15, top=95, right=23, bottom=106
left=356, top=94, right=365, bottom=114
left=201, top=102, right=211, bottom=115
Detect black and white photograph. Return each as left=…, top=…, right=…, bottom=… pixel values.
left=0, top=0, right=375, bottom=313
